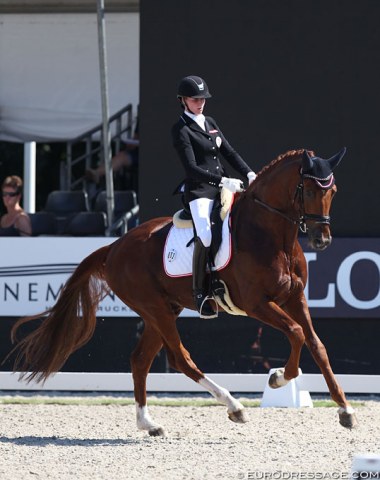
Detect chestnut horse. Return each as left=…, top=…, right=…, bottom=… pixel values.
left=10, top=148, right=357, bottom=436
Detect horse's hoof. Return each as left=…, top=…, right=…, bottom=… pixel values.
left=228, top=409, right=249, bottom=424
left=339, top=411, right=358, bottom=429
left=148, top=426, right=166, bottom=437
left=269, top=368, right=286, bottom=389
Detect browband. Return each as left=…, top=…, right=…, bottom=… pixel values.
left=302, top=172, right=335, bottom=189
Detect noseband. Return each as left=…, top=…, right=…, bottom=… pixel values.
left=253, top=172, right=333, bottom=233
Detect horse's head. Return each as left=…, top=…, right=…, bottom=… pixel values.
left=300, top=147, right=346, bottom=250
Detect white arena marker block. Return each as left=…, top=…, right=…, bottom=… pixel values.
left=351, top=454, right=380, bottom=479
left=260, top=368, right=313, bottom=408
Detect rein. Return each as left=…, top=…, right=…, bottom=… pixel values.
left=253, top=174, right=331, bottom=233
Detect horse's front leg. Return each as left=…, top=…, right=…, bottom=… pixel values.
left=283, top=292, right=358, bottom=429
left=252, top=300, right=306, bottom=387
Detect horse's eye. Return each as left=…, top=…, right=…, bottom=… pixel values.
left=304, top=190, right=315, bottom=198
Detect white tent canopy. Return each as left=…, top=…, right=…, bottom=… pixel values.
left=0, top=12, right=139, bottom=142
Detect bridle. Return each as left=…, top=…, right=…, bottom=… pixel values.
left=253, top=171, right=333, bottom=233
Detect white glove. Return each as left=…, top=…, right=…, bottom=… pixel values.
left=219, top=177, right=244, bottom=193
left=247, top=171, right=257, bottom=185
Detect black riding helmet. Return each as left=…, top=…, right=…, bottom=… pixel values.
left=177, top=75, right=212, bottom=99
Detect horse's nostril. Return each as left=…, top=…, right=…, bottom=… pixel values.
left=313, top=236, right=331, bottom=250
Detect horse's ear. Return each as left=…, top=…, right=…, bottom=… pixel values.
left=302, top=149, right=314, bottom=171
left=327, top=147, right=346, bottom=170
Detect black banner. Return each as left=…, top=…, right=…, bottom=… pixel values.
left=301, top=238, right=380, bottom=317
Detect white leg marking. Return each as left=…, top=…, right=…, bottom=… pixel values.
left=199, top=376, right=244, bottom=413
left=135, top=403, right=161, bottom=431
left=338, top=406, right=355, bottom=415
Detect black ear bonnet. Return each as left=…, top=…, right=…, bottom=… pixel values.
left=301, top=147, right=346, bottom=188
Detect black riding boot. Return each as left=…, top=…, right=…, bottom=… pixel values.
left=192, top=237, right=217, bottom=319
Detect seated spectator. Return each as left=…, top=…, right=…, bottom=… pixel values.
left=86, top=117, right=139, bottom=185
left=0, top=175, right=32, bottom=236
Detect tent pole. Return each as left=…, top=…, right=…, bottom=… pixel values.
left=96, top=0, right=114, bottom=236
left=23, top=141, right=36, bottom=213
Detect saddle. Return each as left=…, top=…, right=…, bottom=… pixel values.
left=173, top=186, right=234, bottom=228
left=172, top=187, right=234, bottom=263
left=168, top=188, right=247, bottom=316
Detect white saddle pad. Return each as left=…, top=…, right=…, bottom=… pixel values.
left=163, top=213, right=232, bottom=277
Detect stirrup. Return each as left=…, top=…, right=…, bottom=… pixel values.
left=195, top=293, right=218, bottom=319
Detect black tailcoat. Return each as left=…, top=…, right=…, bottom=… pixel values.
left=172, top=114, right=253, bottom=203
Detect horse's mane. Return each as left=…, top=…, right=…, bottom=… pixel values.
left=255, top=148, right=315, bottom=180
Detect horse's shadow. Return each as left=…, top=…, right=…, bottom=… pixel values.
left=0, top=435, right=144, bottom=447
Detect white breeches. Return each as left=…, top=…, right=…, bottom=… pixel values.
left=189, top=197, right=214, bottom=247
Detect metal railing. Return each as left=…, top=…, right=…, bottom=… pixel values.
left=61, top=103, right=133, bottom=191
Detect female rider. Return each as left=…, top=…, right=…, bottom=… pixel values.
left=172, top=75, right=256, bottom=318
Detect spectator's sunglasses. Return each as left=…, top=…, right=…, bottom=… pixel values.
left=1, top=190, right=20, bottom=197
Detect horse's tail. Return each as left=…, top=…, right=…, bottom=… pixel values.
left=10, top=245, right=112, bottom=383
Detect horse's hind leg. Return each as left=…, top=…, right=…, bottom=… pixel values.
left=130, top=324, right=165, bottom=436
left=198, top=375, right=249, bottom=424
left=131, top=306, right=247, bottom=436
left=158, top=319, right=249, bottom=424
